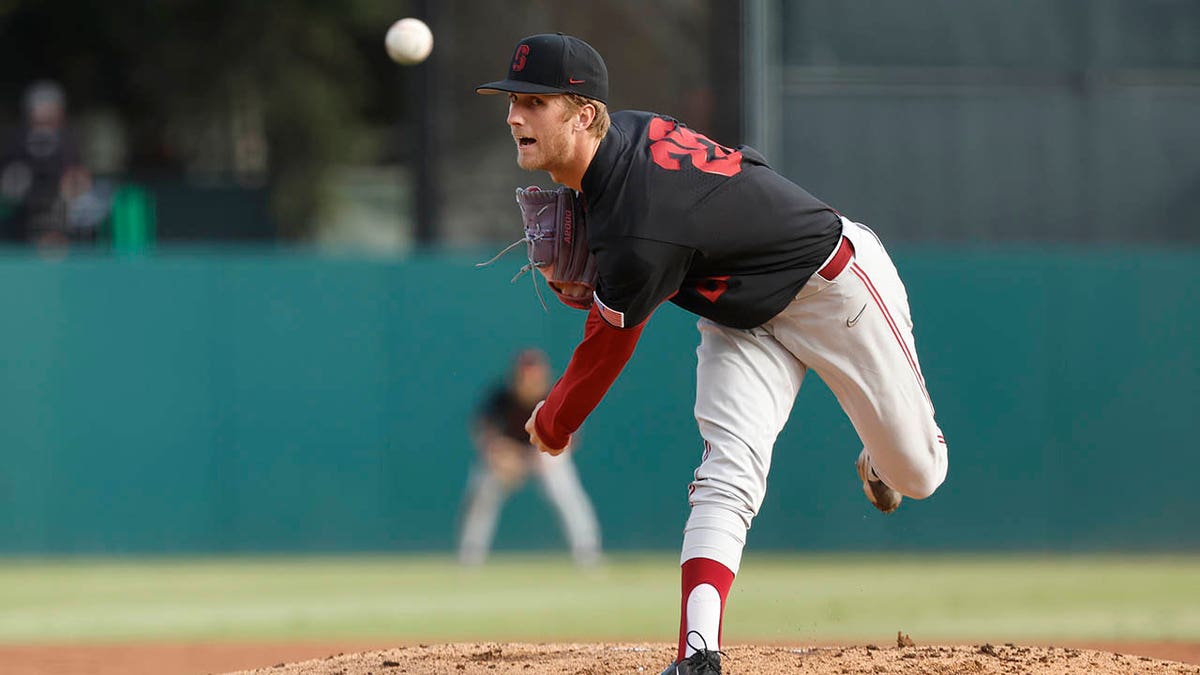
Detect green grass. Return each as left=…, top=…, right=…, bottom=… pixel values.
left=0, top=553, right=1197, bottom=645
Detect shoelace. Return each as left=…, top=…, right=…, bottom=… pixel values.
left=474, top=229, right=552, bottom=311
left=683, top=631, right=725, bottom=674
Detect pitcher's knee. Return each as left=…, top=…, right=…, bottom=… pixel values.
left=891, top=447, right=948, bottom=500
left=899, top=472, right=942, bottom=500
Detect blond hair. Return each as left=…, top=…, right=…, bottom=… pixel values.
left=562, top=93, right=610, bottom=139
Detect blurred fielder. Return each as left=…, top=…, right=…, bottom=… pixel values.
left=458, top=348, right=602, bottom=567
left=476, top=33, right=948, bottom=675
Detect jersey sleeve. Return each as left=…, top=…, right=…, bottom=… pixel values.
left=592, top=237, right=692, bottom=328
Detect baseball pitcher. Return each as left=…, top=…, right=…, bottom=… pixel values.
left=476, top=33, right=948, bottom=675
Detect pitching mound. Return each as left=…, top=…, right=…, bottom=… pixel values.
left=226, top=641, right=1200, bottom=674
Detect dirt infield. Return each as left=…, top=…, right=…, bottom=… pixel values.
left=2, top=640, right=1197, bottom=674
left=221, top=641, right=1200, bottom=675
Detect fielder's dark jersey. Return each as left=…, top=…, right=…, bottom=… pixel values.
left=581, top=110, right=842, bottom=330
left=478, top=387, right=538, bottom=445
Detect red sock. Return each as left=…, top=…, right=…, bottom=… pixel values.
left=676, top=557, right=735, bottom=662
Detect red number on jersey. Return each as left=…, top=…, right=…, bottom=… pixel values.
left=647, top=117, right=743, bottom=177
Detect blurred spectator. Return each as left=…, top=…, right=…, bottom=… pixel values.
left=1, top=80, right=97, bottom=247
left=458, top=348, right=602, bottom=567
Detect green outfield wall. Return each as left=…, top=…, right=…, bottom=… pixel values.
left=0, top=245, right=1196, bottom=554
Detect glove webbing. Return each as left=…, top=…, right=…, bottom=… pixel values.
left=475, top=230, right=552, bottom=312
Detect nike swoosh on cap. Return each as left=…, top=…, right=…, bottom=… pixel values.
left=568, top=78, right=586, bottom=84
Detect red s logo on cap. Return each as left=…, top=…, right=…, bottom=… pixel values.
left=512, top=44, right=530, bottom=72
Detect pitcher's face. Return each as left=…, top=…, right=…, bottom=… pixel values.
left=507, top=93, right=575, bottom=173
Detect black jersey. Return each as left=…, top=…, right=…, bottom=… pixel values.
left=478, top=387, right=537, bottom=445
left=580, top=111, right=842, bottom=330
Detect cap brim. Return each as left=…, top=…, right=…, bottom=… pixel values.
left=475, top=79, right=571, bottom=96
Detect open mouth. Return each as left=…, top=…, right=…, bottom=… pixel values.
left=517, top=137, right=536, bottom=147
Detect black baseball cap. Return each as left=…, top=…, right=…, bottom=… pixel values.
left=476, top=33, right=608, bottom=104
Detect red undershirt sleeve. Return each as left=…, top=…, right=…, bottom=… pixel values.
left=533, top=303, right=648, bottom=450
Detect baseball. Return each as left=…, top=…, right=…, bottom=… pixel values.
left=385, top=18, right=433, bottom=65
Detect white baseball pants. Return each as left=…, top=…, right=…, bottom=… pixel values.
left=682, top=218, right=949, bottom=573
left=458, top=449, right=602, bottom=566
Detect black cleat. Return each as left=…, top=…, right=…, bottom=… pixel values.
left=660, top=631, right=723, bottom=674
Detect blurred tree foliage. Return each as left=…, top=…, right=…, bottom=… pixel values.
left=1, top=0, right=727, bottom=242
left=0, top=0, right=410, bottom=238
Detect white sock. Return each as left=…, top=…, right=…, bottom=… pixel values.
left=684, top=583, right=722, bottom=657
